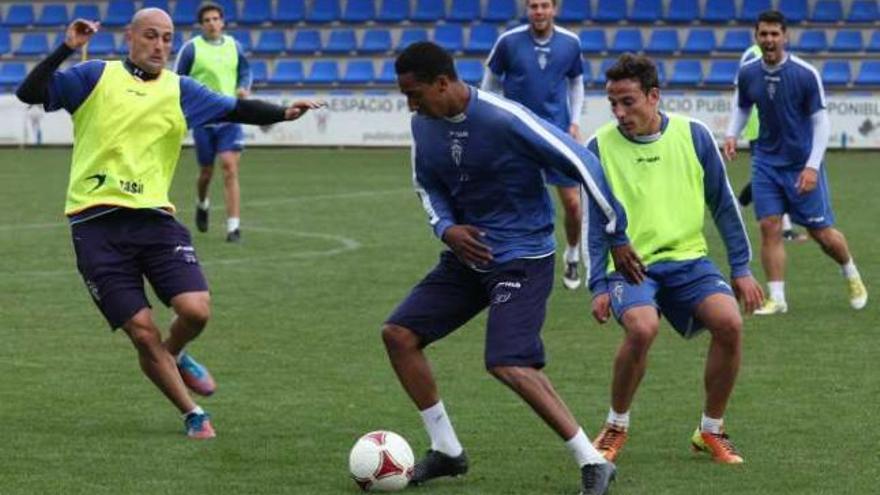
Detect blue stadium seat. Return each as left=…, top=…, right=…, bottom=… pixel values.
left=142, top=0, right=170, bottom=12
left=581, top=59, right=591, bottom=85
left=291, top=30, right=322, bottom=54
left=645, top=30, right=679, bottom=54
left=0, top=62, right=27, bottom=86
left=411, top=0, right=445, bottom=22
left=230, top=30, right=252, bottom=53
left=704, top=60, right=739, bottom=85
left=172, top=0, right=198, bottom=25
left=580, top=29, right=607, bottom=54
left=655, top=60, right=667, bottom=85
left=594, top=0, right=627, bottom=23
left=171, top=31, right=185, bottom=54
left=269, top=59, right=304, bottom=84
left=669, top=60, right=702, bottom=85
left=628, top=0, right=662, bottom=23
left=610, top=29, right=643, bottom=54
left=376, top=60, right=396, bottom=84
left=72, top=4, right=101, bottom=23
left=739, top=0, right=771, bottom=22
left=240, top=0, right=272, bottom=25
left=483, top=0, right=517, bottom=23
left=830, top=30, right=863, bottom=52
left=848, top=1, right=880, bottom=22
left=215, top=0, right=239, bottom=23
left=0, top=29, right=10, bottom=56
left=465, top=24, right=498, bottom=54
left=434, top=24, right=464, bottom=53
left=811, top=1, right=843, bottom=23
left=254, top=30, right=287, bottom=54
left=360, top=29, right=392, bottom=53
left=557, top=0, right=590, bottom=23
left=307, top=0, right=341, bottom=23
left=682, top=29, right=716, bottom=54
left=87, top=32, right=116, bottom=55
left=448, top=0, right=480, bottom=23
left=325, top=29, right=357, bottom=54
left=664, top=0, right=699, bottom=23
left=306, top=61, right=339, bottom=84
left=796, top=30, right=828, bottom=52
left=397, top=29, right=429, bottom=51
left=718, top=30, right=751, bottom=53
left=15, top=33, right=49, bottom=56
left=5, top=4, right=35, bottom=27
left=342, top=60, right=375, bottom=84
left=822, top=60, right=851, bottom=86
left=250, top=60, right=268, bottom=84
left=867, top=31, right=880, bottom=52
left=104, top=1, right=134, bottom=26
left=273, top=0, right=306, bottom=23
left=855, top=61, right=880, bottom=85
left=702, top=0, right=735, bottom=23
left=593, top=59, right=616, bottom=86
left=778, top=0, right=808, bottom=23
left=342, top=0, right=375, bottom=22
left=36, top=4, right=69, bottom=27
left=377, top=0, right=409, bottom=22
left=456, top=60, right=483, bottom=84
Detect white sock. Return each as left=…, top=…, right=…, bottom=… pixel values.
left=565, top=428, right=606, bottom=466
left=183, top=405, right=205, bottom=418
left=198, top=198, right=210, bottom=210
left=700, top=413, right=723, bottom=434
left=564, top=244, right=580, bottom=264
left=227, top=217, right=240, bottom=232
left=767, top=281, right=786, bottom=304
left=841, top=259, right=860, bottom=280
left=420, top=401, right=463, bottom=457
left=782, top=214, right=793, bottom=231
left=605, top=408, right=630, bottom=430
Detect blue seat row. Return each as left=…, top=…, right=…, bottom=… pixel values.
left=254, top=57, right=484, bottom=84
left=0, top=29, right=185, bottom=56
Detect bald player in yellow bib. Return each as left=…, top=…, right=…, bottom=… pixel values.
left=15, top=8, right=323, bottom=439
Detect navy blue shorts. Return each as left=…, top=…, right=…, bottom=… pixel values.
left=543, top=167, right=579, bottom=187
left=193, top=123, right=244, bottom=166
left=607, top=258, right=734, bottom=338
left=752, top=161, right=835, bottom=229
left=386, top=251, right=554, bottom=369
left=71, top=209, right=209, bottom=329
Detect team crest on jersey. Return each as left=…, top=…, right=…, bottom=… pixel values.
left=451, top=139, right=463, bottom=166
left=764, top=75, right=781, bottom=100
left=534, top=46, right=550, bottom=70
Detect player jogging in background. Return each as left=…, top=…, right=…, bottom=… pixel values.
left=175, top=2, right=251, bottom=242
left=735, top=43, right=806, bottom=243
left=586, top=54, right=764, bottom=465
left=724, top=10, right=867, bottom=315
left=15, top=9, right=321, bottom=439
left=385, top=41, right=647, bottom=495
left=481, top=0, right=587, bottom=290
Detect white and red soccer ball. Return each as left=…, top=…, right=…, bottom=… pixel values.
left=348, top=430, right=415, bottom=492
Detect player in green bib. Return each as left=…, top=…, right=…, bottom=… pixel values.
left=583, top=55, right=764, bottom=465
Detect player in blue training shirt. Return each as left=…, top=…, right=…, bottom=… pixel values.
left=15, top=9, right=321, bottom=439
left=481, top=0, right=586, bottom=290
left=175, top=2, right=251, bottom=242
left=382, top=42, right=646, bottom=495
left=724, top=10, right=867, bottom=314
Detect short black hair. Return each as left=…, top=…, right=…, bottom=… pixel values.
left=605, top=54, right=660, bottom=93
left=395, top=41, right=458, bottom=83
left=756, top=9, right=786, bottom=32
left=197, top=2, right=224, bottom=23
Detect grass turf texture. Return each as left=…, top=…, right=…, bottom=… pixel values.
left=0, top=148, right=876, bottom=494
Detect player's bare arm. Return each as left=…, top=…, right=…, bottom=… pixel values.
left=65, top=19, right=100, bottom=50
left=284, top=100, right=326, bottom=121
left=796, top=168, right=819, bottom=194
left=611, top=244, right=646, bottom=285
left=442, top=225, right=493, bottom=266
left=723, top=137, right=738, bottom=162
left=591, top=293, right=612, bottom=324
left=732, top=275, right=764, bottom=314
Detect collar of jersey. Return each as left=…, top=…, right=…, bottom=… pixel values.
left=616, top=112, right=670, bottom=145
left=123, top=58, right=160, bottom=81
left=760, top=54, right=789, bottom=73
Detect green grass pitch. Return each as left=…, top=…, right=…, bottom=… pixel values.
left=0, top=147, right=876, bottom=494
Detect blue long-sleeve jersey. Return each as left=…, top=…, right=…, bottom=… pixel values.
left=585, top=114, right=752, bottom=294
left=411, top=87, right=629, bottom=268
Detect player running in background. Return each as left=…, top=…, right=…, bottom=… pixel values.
left=724, top=10, right=867, bottom=315
left=481, top=0, right=586, bottom=290
left=15, top=9, right=321, bottom=438
left=384, top=41, right=646, bottom=495
left=586, top=54, right=764, bottom=465
left=175, top=2, right=251, bottom=242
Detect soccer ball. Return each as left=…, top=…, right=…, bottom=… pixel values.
left=348, top=430, right=415, bottom=492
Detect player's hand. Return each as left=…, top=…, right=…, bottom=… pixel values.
left=568, top=123, right=582, bottom=143
left=591, top=293, right=612, bottom=324
left=284, top=100, right=326, bottom=121
left=610, top=244, right=646, bottom=285
left=236, top=87, right=250, bottom=99
left=723, top=137, right=738, bottom=162
left=796, top=168, right=818, bottom=195
left=732, top=275, right=764, bottom=314
left=65, top=19, right=100, bottom=50
left=442, top=225, right=493, bottom=266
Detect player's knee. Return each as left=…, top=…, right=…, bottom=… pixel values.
left=759, top=217, right=782, bottom=237
left=709, top=314, right=742, bottom=347
left=487, top=365, right=526, bottom=386
left=126, top=325, right=162, bottom=353
left=807, top=226, right=832, bottom=245
left=222, top=161, right=239, bottom=180
left=623, top=320, right=659, bottom=350
left=177, top=300, right=211, bottom=329
left=381, top=324, right=419, bottom=353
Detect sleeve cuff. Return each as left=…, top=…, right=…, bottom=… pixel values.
left=731, top=265, right=751, bottom=279
left=589, top=280, right=609, bottom=296
left=433, top=220, right=454, bottom=240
